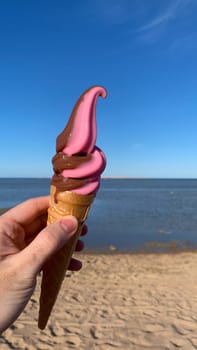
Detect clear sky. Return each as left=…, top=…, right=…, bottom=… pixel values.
left=1, top=0, right=197, bottom=178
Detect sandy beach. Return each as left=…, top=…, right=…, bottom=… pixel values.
left=1, top=252, right=197, bottom=349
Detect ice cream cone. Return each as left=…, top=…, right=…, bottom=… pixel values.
left=38, top=185, right=95, bottom=330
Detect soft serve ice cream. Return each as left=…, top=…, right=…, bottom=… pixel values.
left=51, top=86, right=107, bottom=195
left=38, top=85, right=107, bottom=329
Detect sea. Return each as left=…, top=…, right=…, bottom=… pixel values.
left=1, top=178, right=197, bottom=253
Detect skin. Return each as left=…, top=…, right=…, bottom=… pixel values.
left=0, top=196, right=87, bottom=333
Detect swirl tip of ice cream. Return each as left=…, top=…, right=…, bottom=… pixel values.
left=52, top=85, right=107, bottom=195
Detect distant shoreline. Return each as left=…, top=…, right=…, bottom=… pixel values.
left=102, top=176, right=149, bottom=179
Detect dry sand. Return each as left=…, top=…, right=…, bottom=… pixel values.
left=1, top=252, right=197, bottom=349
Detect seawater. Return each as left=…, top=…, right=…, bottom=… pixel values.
left=1, top=178, right=197, bottom=252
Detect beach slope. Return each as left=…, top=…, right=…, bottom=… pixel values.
left=1, top=252, right=197, bottom=349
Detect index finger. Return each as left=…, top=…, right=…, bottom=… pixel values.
left=2, top=196, right=50, bottom=226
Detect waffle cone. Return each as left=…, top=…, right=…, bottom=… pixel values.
left=38, top=185, right=95, bottom=330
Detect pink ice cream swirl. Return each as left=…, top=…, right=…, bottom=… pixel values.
left=52, top=86, right=107, bottom=195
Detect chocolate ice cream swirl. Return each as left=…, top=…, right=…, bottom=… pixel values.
left=51, top=152, right=92, bottom=192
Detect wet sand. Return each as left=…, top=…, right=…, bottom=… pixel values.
left=1, top=252, right=197, bottom=349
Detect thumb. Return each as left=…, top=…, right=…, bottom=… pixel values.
left=17, top=216, right=78, bottom=273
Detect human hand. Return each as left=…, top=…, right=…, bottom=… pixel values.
left=0, top=196, right=85, bottom=333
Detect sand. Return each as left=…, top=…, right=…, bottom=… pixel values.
left=1, top=252, right=197, bottom=349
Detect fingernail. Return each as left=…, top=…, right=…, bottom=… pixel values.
left=60, top=216, right=78, bottom=235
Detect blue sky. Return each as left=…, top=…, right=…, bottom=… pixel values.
left=1, top=0, right=197, bottom=178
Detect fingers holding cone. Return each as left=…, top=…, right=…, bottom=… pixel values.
left=38, top=189, right=94, bottom=329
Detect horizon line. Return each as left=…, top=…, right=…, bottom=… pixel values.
left=0, top=176, right=197, bottom=180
